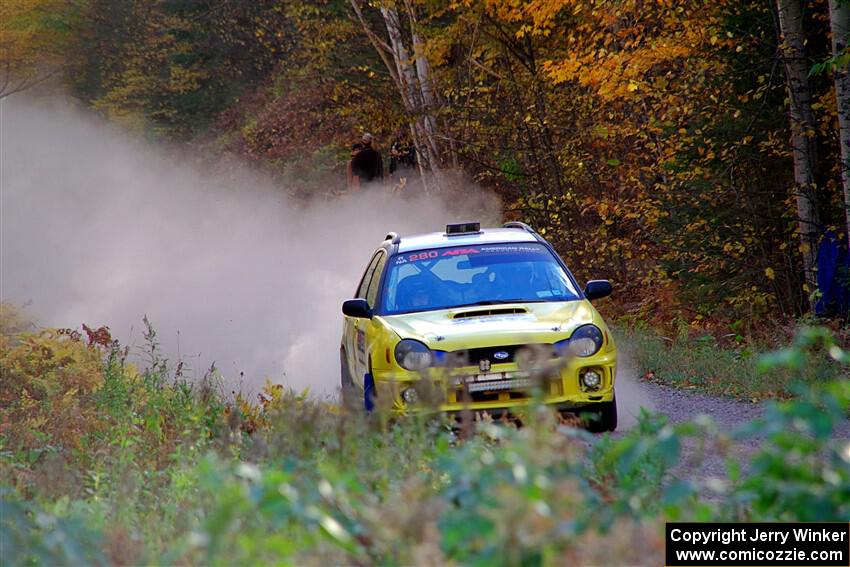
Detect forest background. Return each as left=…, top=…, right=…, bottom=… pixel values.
left=3, top=0, right=850, bottom=337
left=3, top=2, right=850, bottom=564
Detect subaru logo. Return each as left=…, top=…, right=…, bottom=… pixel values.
left=493, top=351, right=509, bottom=360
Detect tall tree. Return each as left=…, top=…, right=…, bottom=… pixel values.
left=349, top=0, right=446, bottom=191
left=776, top=0, right=822, bottom=307
left=828, top=0, right=850, bottom=248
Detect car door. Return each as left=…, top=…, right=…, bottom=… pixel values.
left=344, top=251, right=381, bottom=386
left=354, top=250, right=387, bottom=380
left=359, top=251, right=388, bottom=379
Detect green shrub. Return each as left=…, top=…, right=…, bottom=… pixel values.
left=1, top=325, right=847, bottom=565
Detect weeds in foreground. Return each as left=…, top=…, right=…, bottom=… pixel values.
left=1, top=316, right=848, bottom=565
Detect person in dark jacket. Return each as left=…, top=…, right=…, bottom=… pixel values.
left=389, top=128, right=415, bottom=178
left=350, top=133, right=383, bottom=186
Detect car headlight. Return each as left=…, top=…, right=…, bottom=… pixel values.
left=394, top=339, right=432, bottom=370
left=569, top=325, right=604, bottom=357
left=554, top=324, right=605, bottom=358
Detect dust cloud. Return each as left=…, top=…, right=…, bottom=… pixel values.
left=0, top=96, right=500, bottom=396
left=613, top=362, right=656, bottom=430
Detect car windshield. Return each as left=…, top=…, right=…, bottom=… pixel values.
left=381, top=243, right=580, bottom=314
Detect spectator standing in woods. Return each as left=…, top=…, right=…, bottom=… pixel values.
left=347, top=142, right=363, bottom=189
left=389, top=128, right=415, bottom=180
left=350, top=133, right=383, bottom=187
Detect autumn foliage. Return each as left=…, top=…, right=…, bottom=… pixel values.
left=3, top=0, right=848, bottom=327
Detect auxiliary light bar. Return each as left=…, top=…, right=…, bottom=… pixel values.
left=465, top=378, right=534, bottom=393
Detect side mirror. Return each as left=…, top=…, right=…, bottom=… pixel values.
left=584, top=280, right=612, bottom=301
left=342, top=298, right=373, bottom=318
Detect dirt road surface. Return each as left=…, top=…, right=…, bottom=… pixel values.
left=615, top=355, right=850, bottom=488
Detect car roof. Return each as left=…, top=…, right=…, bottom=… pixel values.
left=396, top=227, right=539, bottom=253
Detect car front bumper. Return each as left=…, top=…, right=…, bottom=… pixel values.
left=371, top=349, right=616, bottom=414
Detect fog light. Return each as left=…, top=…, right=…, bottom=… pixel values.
left=581, top=369, right=602, bottom=390
left=402, top=387, right=419, bottom=404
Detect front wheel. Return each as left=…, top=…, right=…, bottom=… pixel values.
left=587, top=395, right=617, bottom=433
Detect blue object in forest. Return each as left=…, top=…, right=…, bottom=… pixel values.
left=816, top=231, right=850, bottom=316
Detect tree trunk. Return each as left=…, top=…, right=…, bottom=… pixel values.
left=776, top=0, right=822, bottom=308
left=404, top=0, right=439, bottom=144
left=349, top=0, right=446, bottom=191
left=829, top=0, right=850, bottom=249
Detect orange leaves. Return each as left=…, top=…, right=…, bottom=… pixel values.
left=81, top=324, right=114, bottom=349
left=510, top=1, right=729, bottom=103
left=481, top=0, right=574, bottom=35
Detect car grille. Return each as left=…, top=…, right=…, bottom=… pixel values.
left=442, top=343, right=563, bottom=404
left=453, top=344, right=523, bottom=366
left=445, top=343, right=557, bottom=367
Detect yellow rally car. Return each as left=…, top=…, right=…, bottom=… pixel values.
left=340, top=222, right=617, bottom=431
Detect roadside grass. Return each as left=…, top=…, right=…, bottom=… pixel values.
left=617, top=323, right=848, bottom=400
left=1, top=311, right=848, bottom=565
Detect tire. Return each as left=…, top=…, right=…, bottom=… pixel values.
left=587, top=394, right=618, bottom=433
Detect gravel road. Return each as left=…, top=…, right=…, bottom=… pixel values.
left=615, top=356, right=850, bottom=488
left=616, top=361, right=766, bottom=431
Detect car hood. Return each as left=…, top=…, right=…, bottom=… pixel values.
left=381, top=300, right=596, bottom=350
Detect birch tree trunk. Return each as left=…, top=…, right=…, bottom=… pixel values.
left=777, top=0, right=822, bottom=308
left=349, top=0, right=446, bottom=192
left=828, top=0, right=850, bottom=249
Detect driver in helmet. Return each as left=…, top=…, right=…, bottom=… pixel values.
left=493, top=262, right=534, bottom=299
left=398, top=275, right=432, bottom=309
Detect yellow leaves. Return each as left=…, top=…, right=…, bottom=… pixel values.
left=169, top=65, right=206, bottom=94
left=1, top=329, right=104, bottom=400
left=685, top=219, right=707, bottom=233
left=0, top=0, right=75, bottom=96
left=765, top=267, right=776, bottom=280
left=722, top=241, right=746, bottom=257
left=482, top=0, right=570, bottom=36
left=1, top=320, right=108, bottom=457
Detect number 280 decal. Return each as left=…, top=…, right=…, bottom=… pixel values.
left=406, top=248, right=480, bottom=262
